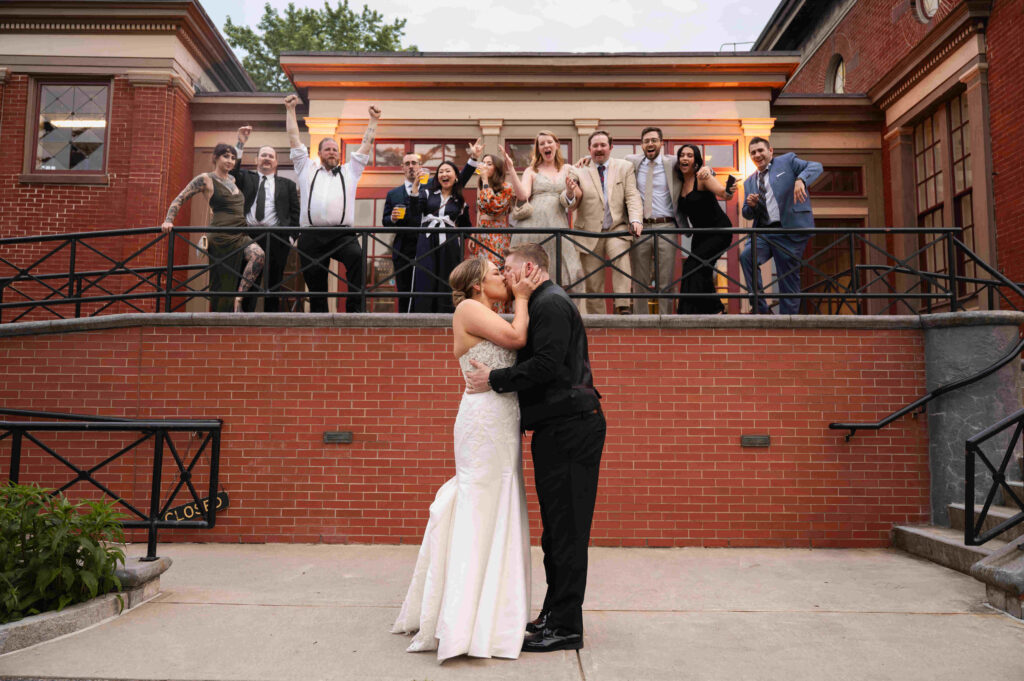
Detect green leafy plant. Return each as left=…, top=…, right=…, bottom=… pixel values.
left=0, top=482, right=126, bottom=624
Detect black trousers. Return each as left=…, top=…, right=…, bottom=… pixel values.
left=245, top=231, right=292, bottom=313
left=531, top=408, right=606, bottom=635
left=297, top=229, right=363, bottom=313
left=391, top=238, right=417, bottom=314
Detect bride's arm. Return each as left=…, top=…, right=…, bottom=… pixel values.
left=454, top=268, right=541, bottom=350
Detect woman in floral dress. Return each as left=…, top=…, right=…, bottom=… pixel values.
left=464, top=140, right=525, bottom=268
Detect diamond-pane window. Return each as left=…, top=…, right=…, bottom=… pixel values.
left=35, top=83, right=108, bottom=172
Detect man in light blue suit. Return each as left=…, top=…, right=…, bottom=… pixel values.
left=740, top=137, right=823, bottom=314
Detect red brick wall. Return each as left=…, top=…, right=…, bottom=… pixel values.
left=0, top=76, right=193, bottom=320
left=988, top=0, right=1024, bottom=284
left=784, top=0, right=960, bottom=95
left=0, top=322, right=931, bottom=548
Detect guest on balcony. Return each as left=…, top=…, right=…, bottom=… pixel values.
left=464, top=139, right=525, bottom=269
left=408, top=160, right=474, bottom=313
left=383, top=152, right=427, bottom=313
left=161, top=144, right=265, bottom=313
left=232, top=126, right=300, bottom=312
left=674, top=144, right=735, bottom=315
left=286, top=94, right=379, bottom=313
left=740, top=137, right=822, bottom=315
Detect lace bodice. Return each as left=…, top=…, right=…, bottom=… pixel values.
left=459, top=339, right=516, bottom=379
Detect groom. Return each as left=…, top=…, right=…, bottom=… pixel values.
left=466, top=243, right=606, bottom=652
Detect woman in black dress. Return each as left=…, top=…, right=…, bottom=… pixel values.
left=409, top=159, right=475, bottom=313
left=674, top=144, right=734, bottom=315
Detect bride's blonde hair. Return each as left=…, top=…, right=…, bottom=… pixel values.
left=449, top=256, right=489, bottom=306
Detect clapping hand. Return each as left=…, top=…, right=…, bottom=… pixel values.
left=237, top=125, right=252, bottom=145
left=467, top=138, right=484, bottom=160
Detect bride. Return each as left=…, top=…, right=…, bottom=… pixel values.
left=391, top=256, right=542, bottom=661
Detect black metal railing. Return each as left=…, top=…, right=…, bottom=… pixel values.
left=3, top=225, right=1013, bottom=322
left=829, top=239, right=1024, bottom=440
left=1, top=407, right=222, bottom=560
left=965, top=408, right=1024, bottom=545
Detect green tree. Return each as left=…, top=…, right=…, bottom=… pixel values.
left=224, top=1, right=418, bottom=92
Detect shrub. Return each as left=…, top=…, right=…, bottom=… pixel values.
left=0, top=482, right=126, bottom=624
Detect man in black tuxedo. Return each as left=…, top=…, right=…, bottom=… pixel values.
left=465, top=242, right=606, bottom=653
left=232, top=126, right=301, bottom=312
left=382, top=152, right=425, bottom=312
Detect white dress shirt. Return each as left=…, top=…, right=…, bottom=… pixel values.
left=638, top=155, right=674, bottom=219
left=760, top=164, right=781, bottom=223
left=246, top=171, right=279, bottom=227
left=290, top=144, right=368, bottom=228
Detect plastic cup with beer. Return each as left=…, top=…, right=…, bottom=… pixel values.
left=394, top=205, right=407, bottom=220
left=419, top=170, right=430, bottom=186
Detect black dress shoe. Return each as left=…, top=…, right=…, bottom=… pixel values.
left=521, top=627, right=583, bottom=652
left=525, top=610, right=549, bottom=634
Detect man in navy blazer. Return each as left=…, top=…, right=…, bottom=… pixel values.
left=232, top=126, right=301, bottom=312
left=383, top=152, right=425, bottom=313
left=740, top=137, right=822, bottom=315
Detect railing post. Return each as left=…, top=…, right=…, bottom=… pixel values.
left=555, top=230, right=563, bottom=287
left=68, top=238, right=77, bottom=319
left=8, top=429, right=22, bottom=483
left=165, top=230, right=174, bottom=314
left=208, top=426, right=221, bottom=528
left=849, top=232, right=860, bottom=315
left=360, top=230, right=368, bottom=313
left=751, top=231, right=760, bottom=314
left=965, top=442, right=976, bottom=545
left=948, top=232, right=960, bottom=312
left=143, top=429, right=165, bottom=561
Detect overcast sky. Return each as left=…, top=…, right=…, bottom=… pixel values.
left=198, top=0, right=780, bottom=54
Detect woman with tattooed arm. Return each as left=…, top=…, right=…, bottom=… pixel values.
left=161, top=144, right=265, bottom=313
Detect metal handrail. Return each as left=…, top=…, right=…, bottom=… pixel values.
left=2, top=408, right=222, bottom=560
left=829, top=238, right=1024, bottom=440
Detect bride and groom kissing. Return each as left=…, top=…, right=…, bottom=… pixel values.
left=390, top=242, right=607, bottom=661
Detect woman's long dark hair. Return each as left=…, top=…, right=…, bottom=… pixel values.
left=673, top=144, right=704, bottom=185
left=428, top=160, right=465, bottom=204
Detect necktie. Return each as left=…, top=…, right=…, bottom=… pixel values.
left=757, top=165, right=770, bottom=223
left=597, top=164, right=606, bottom=194
left=642, top=160, right=654, bottom=220
left=255, top=176, right=266, bottom=222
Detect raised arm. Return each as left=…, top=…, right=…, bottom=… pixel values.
left=457, top=266, right=541, bottom=350
left=284, top=95, right=302, bottom=149
left=161, top=174, right=212, bottom=232
left=231, top=125, right=251, bottom=181
left=502, top=149, right=528, bottom=202
left=354, top=105, right=381, bottom=158
left=697, top=166, right=729, bottom=200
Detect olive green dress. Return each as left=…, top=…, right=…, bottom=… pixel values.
left=206, top=173, right=252, bottom=313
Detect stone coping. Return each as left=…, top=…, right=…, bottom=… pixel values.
left=0, top=557, right=171, bottom=656
left=2, top=311, right=1023, bottom=339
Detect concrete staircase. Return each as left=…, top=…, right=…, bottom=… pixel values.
left=894, top=480, right=1024, bottom=618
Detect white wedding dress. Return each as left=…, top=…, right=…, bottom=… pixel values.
left=390, top=340, right=531, bottom=661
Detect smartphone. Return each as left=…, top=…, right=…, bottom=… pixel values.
left=725, top=175, right=737, bottom=192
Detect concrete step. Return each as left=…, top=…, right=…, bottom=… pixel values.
left=948, top=503, right=1024, bottom=543
left=893, top=525, right=1008, bottom=575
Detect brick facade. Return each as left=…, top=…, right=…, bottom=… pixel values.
left=0, top=322, right=930, bottom=548
left=987, top=0, right=1024, bottom=283
left=783, top=0, right=958, bottom=95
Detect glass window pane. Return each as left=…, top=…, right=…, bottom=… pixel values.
left=508, top=142, right=533, bottom=169
left=925, top=149, right=934, bottom=177
left=962, top=193, right=973, bottom=228
left=927, top=179, right=935, bottom=207
left=354, top=197, right=373, bottom=228
left=933, top=144, right=942, bottom=174
left=951, top=98, right=961, bottom=128
left=449, top=143, right=470, bottom=168
left=954, top=161, right=964, bottom=193
left=935, top=173, right=944, bottom=203
left=36, top=83, right=108, bottom=171
left=965, top=163, right=972, bottom=189
left=414, top=143, right=444, bottom=168
left=924, top=119, right=933, bottom=146
left=952, top=130, right=963, bottom=160
left=916, top=154, right=925, bottom=181
left=915, top=124, right=924, bottom=151
left=962, top=124, right=971, bottom=155
left=560, top=143, right=570, bottom=163
left=917, top=183, right=926, bottom=210
left=704, top=144, right=735, bottom=168
left=610, top=145, right=632, bottom=160
left=374, top=142, right=404, bottom=167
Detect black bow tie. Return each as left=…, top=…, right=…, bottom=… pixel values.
left=331, top=166, right=342, bottom=176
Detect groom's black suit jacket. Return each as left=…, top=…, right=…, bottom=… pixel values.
left=489, top=280, right=600, bottom=430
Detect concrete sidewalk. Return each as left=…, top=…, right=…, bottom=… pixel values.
left=2, top=544, right=1023, bottom=681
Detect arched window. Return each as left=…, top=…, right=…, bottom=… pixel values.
left=915, top=0, right=938, bottom=22
left=826, top=55, right=846, bottom=94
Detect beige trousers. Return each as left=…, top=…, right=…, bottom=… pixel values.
left=579, top=233, right=633, bottom=313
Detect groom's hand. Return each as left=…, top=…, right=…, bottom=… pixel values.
left=465, top=359, right=493, bottom=394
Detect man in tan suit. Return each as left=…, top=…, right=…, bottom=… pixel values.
left=574, top=131, right=643, bottom=314
left=626, top=127, right=682, bottom=314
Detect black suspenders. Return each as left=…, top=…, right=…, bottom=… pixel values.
left=307, top=166, right=347, bottom=226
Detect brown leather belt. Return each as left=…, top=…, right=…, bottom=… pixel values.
left=644, top=217, right=674, bottom=224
